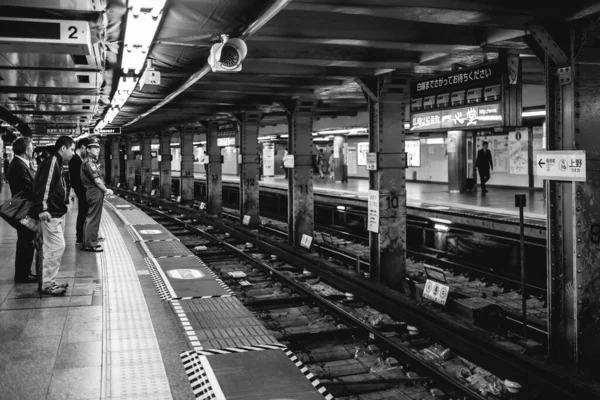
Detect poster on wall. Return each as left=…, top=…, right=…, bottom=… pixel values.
left=509, top=128, right=529, bottom=175
left=263, top=144, right=275, bottom=176
left=357, top=142, right=369, bottom=165
left=347, top=147, right=357, bottom=175
left=406, top=140, right=421, bottom=167
left=489, top=136, right=508, bottom=172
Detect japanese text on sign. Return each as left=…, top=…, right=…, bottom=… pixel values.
left=366, top=153, right=377, bottom=171
left=415, top=66, right=495, bottom=93
left=367, top=190, right=379, bottom=233
left=535, top=150, right=586, bottom=182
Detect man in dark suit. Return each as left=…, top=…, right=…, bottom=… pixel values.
left=7, top=137, right=37, bottom=283
left=69, top=138, right=89, bottom=244
left=475, top=141, right=493, bottom=194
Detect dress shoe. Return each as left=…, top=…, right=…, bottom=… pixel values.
left=98, top=236, right=105, bottom=242
left=15, top=274, right=38, bottom=284
left=83, top=246, right=104, bottom=252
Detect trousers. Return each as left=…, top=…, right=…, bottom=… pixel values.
left=479, top=169, right=490, bottom=191
left=41, top=216, right=66, bottom=289
left=15, top=226, right=35, bottom=281
left=84, top=188, right=104, bottom=249
left=75, top=190, right=88, bottom=243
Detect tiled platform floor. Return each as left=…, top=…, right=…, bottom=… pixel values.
left=0, top=186, right=193, bottom=400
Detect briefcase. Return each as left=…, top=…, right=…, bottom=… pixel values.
left=0, top=191, right=32, bottom=230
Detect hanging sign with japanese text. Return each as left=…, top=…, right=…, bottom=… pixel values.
left=411, top=63, right=502, bottom=98
left=411, top=102, right=503, bottom=132
left=216, top=121, right=238, bottom=147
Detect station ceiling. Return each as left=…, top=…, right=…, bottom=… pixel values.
left=0, top=0, right=596, bottom=139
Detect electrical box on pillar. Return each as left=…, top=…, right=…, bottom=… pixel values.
left=208, top=34, right=247, bottom=73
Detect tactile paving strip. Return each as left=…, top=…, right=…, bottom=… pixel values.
left=118, top=209, right=159, bottom=225
left=143, top=240, right=194, bottom=258
left=100, top=210, right=172, bottom=400
left=180, top=351, right=223, bottom=400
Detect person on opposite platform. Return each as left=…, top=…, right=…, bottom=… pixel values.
left=476, top=141, right=494, bottom=194
left=81, top=138, right=113, bottom=252
left=7, top=137, right=37, bottom=284
left=317, top=148, right=325, bottom=179
left=30, top=135, right=75, bottom=296
left=69, top=138, right=90, bottom=244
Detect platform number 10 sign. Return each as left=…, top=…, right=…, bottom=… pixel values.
left=300, top=234, right=313, bottom=249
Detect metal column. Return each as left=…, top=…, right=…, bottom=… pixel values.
left=98, top=138, right=107, bottom=179
left=160, top=130, right=172, bottom=199
left=180, top=127, right=195, bottom=204
left=125, top=135, right=136, bottom=190
left=141, top=133, right=153, bottom=194
left=529, top=23, right=600, bottom=376
left=110, top=138, right=121, bottom=186
left=282, top=99, right=317, bottom=247
left=332, top=135, right=347, bottom=182
left=238, top=112, right=263, bottom=228
left=206, top=121, right=222, bottom=216
left=361, top=74, right=408, bottom=290
left=447, top=130, right=467, bottom=192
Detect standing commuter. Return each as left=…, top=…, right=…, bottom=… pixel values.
left=7, top=137, right=37, bottom=283
left=476, top=141, right=493, bottom=194
left=317, top=148, right=325, bottom=179
left=81, top=138, right=113, bottom=252
left=69, top=138, right=89, bottom=244
left=30, top=135, right=75, bottom=295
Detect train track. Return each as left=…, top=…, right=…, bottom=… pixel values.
left=219, top=207, right=549, bottom=342
left=116, top=189, right=600, bottom=400
left=139, top=204, right=526, bottom=400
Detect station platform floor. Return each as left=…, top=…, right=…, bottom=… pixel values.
left=0, top=186, right=327, bottom=400
left=189, top=173, right=546, bottom=220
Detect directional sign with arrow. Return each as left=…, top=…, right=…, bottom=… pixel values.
left=535, top=150, right=586, bottom=181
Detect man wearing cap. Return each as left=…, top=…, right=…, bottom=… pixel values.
left=81, top=138, right=113, bottom=252
left=69, top=138, right=90, bottom=244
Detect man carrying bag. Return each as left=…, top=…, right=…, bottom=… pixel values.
left=1, top=137, right=37, bottom=283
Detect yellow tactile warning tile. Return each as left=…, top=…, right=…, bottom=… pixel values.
left=99, top=209, right=173, bottom=400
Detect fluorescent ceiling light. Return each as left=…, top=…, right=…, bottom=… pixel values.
left=434, top=223, right=450, bottom=232
left=122, top=0, right=166, bottom=74
left=430, top=217, right=452, bottom=224
left=279, top=134, right=289, bottom=138
left=522, top=110, right=545, bottom=118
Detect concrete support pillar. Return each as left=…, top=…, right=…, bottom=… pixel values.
left=332, top=135, right=347, bottom=182
left=282, top=99, right=317, bottom=247
left=125, top=136, right=136, bottom=190
left=141, top=134, right=153, bottom=194
left=238, top=112, right=262, bottom=228
left=361, top=74, right=407, bottom=291
left=528, top=23, right=600, bottom=376
left=160, top=131, right=172, bottom=199
left=180, top=128, right=195, bottom=204
left=447, top=130, right=467, bottom=192
left=110, top=138, right=120, bottom=186
left=206, top=121, right=222, bottom=216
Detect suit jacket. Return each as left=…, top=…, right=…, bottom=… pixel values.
left=69, top=153, right=85, bottom=194
left=476, top=149, right=493, bottom=171
left=7, top=156, right=35, bottom=199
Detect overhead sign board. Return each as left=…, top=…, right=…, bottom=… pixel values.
left=94, top=127, right=121, bottom=135
left=535, top=150, right=586, bottom=181
left=411, top=63, right=501, bottom=98
left=411, top=102, right=503, bottom=132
